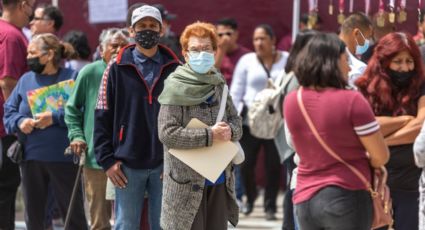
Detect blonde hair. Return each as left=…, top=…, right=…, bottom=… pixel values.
left=32, top=33, right=76, bottom=67
left=179, top=21, right=218, bottom=52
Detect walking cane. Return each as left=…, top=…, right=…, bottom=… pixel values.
left=63, top=147, right=85, bottom=230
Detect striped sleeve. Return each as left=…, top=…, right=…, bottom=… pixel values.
left=96, top=58, right=115, bottom=110
left=351, top=93, right=380, bottom=136
left=354, top=121, right=380, bottom=136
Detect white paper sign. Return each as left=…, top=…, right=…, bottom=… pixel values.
left=88, top=0, right=128, bottom=24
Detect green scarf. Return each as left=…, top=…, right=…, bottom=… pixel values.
left=158, top=64, right=225, bottom=106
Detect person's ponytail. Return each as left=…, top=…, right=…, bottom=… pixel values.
left=60, top=42, right=77, bottom=60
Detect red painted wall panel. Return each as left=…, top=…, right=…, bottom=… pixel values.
left=27, top=0, right=420, bottom=55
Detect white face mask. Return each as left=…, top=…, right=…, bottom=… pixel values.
left=355, top=30, right=370, bottom=55
left=187, top=51, right=215, bottom=74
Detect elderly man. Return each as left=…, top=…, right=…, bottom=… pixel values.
left=29, top=4, right=63, bottom=36
left=0, top=0, right=34, bottom=228
left=65, top=28, right=129, bottom=230
left=94, top=5, right=180, bottom=230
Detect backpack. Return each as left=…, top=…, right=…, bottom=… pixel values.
left=247, top=69, right=292, bottom=139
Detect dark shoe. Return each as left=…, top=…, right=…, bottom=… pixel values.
left=265, top=211, right=277, bottom=221
left=242, top=203, right=254, bottom=216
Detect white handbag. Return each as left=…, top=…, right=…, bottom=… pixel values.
left=216, top=85, right=245, bottom=165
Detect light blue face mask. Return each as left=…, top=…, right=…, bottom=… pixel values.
left=355, top=30, right=370, bottom=55
left=188, top=51, right=215, bottom=74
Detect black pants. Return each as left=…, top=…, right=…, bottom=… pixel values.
left=375, top=189, right=419, bottom=230
left=282, top=155, right=296, bottom=230
left=240, top=125, right=281, bottom=213
left=295, top=186, right=373, bottom=230
left=0, top=135, right=21, bottom=230
left=191, top=183, right=228, bottom=230
left=21, top=160, right=88, bottom=230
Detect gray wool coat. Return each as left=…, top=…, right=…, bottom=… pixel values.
left=158, top=84, right=243, bottom=230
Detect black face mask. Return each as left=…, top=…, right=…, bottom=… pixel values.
left=27, top=57, right=46, bottom=74
left=135, top=30, right=160, bottom=49
left=387, top=69, right=416, bottom=88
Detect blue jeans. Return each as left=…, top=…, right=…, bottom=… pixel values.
left=234, top=165, right=244, bottom=200
left=115, top=163, right=163, bottom=230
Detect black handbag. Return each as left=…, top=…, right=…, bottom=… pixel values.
left=7, top=140, right=23, bottom=164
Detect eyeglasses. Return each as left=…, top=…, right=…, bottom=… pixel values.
left=187, top=47, right=213, bottom=53
left=218, top=32, right=233, bottom=37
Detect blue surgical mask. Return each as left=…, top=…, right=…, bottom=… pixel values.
left=355, top=30, right=370, bottom=55
left=187, top=51, right=215, bottom=74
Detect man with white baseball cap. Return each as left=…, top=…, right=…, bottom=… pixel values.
left=93, top=4, right=180, bottom=230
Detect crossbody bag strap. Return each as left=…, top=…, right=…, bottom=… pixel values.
left=258, top=56, right=272, bottom=79
left=216, top=84, right=228, bottom=124
left=296, top=87, right=372, bottom=190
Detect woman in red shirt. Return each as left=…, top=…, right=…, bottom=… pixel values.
left=356, top=32, right=425, bottom=230
left=284, top=33, right=389, bottom=230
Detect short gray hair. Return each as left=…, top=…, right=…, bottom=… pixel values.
left=98, top=28, right=130, bottom=51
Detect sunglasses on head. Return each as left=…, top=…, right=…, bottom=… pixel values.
left=218, top=32, right=233, bottom=37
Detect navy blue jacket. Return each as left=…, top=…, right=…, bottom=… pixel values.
left=94, top=44, right=180, bottom=170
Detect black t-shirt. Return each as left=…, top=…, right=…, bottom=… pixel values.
left=381, top=84, right=425, bottom=191
left=386, top=144, right=421, bottom=191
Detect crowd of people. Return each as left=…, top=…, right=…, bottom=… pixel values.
left=2, top=0, right=425, bottom=230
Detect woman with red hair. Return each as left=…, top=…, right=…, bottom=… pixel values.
left=356, top=32, right=425, bottom=230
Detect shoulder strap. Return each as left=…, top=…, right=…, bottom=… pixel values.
left=258, top=56, right=271, bottom=79
left=279, top=71, right=294, bottom=91
left=274, top=72, right=295, bottom=113
left=296, top=87, right=372, bottom=190
left=216, top=84, right=228, bottom=124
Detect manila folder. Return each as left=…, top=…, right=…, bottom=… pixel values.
left=168, top=118, right=238, bottom=183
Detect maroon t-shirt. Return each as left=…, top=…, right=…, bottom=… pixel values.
left=284, top=88, right=379, bottom=204
left=0, top=20, right=28, bottom=137
left=220, top=45, right=250, bottom=86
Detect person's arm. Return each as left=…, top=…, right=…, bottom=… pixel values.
left=0, top=77, right=18, bottom=100
left=351, top=93, right=390, bottom=168
left=385, top=96, right=425, bottom=146
left=376, top=115, right=414, bottom=137
left=283, top=119, right=294, bottom=150
left=359, top=132, right=390, bottom=168
left=225, top=92, right=243, bottom=142
left=3, top=79, right=32, bottom=134
left=65, top=70, right=88, bottom=155
left=32, top=106, right=67, bottom=129
left=413, top=120, right=425, bottom=167
left=94, top=63, right=117, bottom=171
left=158, top=104, right=215, bottom=149
left=229, top=54, right=248, bottom=113
left=0, top=36, right=27, bottom=100
left=215, top=47, right=226, bottom=69
left=214, top=37, right=231, bottom=69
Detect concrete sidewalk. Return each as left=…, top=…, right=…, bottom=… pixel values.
left=231, top=192, right=283, bottom=230
left=15, top=192, right=284, bottom=230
